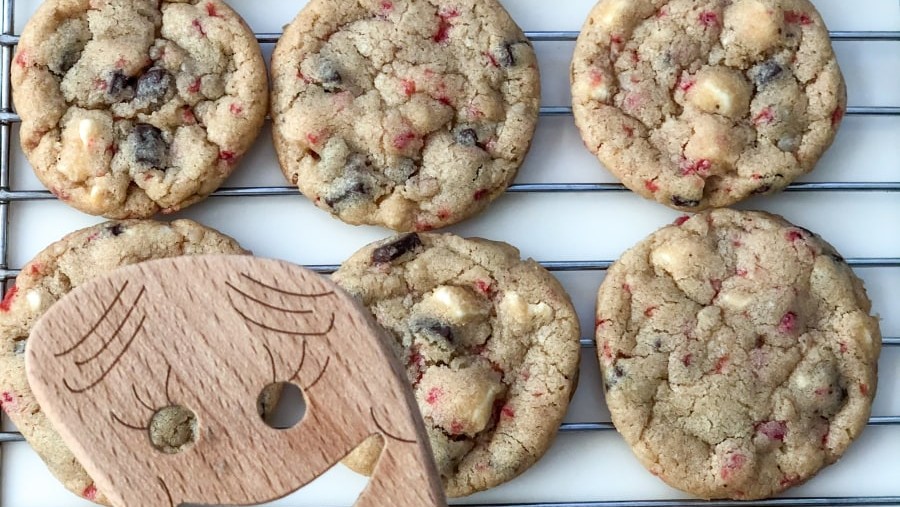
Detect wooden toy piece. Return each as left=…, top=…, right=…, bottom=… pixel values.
left=26, top=255, right=447, bottom=507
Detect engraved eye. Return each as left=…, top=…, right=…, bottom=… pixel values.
left=258, top=382, right=305, bottom=430
left=149, top=405, right=198, bottom=454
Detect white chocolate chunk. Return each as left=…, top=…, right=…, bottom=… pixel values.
left=717, top=290, right=753, bottom=311
left=723, top=0, right=783, bottom=58
left=418, top=285, right=490, bottom=325
left=593, top=0, right=632, bottom=30
left=26, top=290, right=42, bottom=311
left=417, top=364, right=505, bottom=436
left=687, top=67, right=752, bottom=119
left=79, top=118, right=98, bottom=148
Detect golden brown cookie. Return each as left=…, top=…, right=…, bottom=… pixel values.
left=572, top=0, right=846, bottom=210
left=596, top=209, right=881, bottom=499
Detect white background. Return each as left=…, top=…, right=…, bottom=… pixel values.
left=2, top=0, right=899, bottom=505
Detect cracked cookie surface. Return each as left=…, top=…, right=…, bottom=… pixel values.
left=333, top=233, right=580, bottom=496
left=596, top=209, right=880, bottom=499
left=12, top=0, right=268, bottom=218
left=0, top=220, right=267, bottom=505
left=571, top=0, right=846, bottom=211
left=271, top=0, right=540, bottom=231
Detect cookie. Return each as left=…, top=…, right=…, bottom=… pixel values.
left=0, top=219, right=275, bottom=505
left=271, top=0, right=540, bottom=231
left=571, top=0, right=846, bottom=211
left=12, top=0, right=268, bottom=218
left=596, top=209, right=881, bottom=499
left=332, top=233, right=580, bottom=496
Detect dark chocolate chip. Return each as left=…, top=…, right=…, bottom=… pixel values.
left=495, top=42, right=515, bottom=67
left=108, top=70, right=136, bottom=101
left=755, top=335, right=766, bottom=348
left=830, top=253, right=846, bottom=263
left=136, top=67, right=171, bottom=104
left=455, top=128, right=478, bottom=147
left=751, top=61, right=783, bottom=87
left=129, top=124, right=167, bottom=168
left=412, top=318, right=454, bottom=342
left=653, top=337, right=662, bottom=351
left=372, top=233, right=423, bottom=264
left=318, top=60, right=342, bottom=91
left=752, top=185, right=771, bottom=195
left=107, top=224, right=125, bottom=236
left=324, top=181, right=367, bottom=208
left=671, top=196, right=700, bottom=208
left=54, top=49, right=82, bottom=75
left=614, top=364, right=625, bottom=378
left=385, top=157, right=417, bottom=183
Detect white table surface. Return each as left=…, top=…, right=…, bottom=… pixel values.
left=1, top=0, right=898, bottom=505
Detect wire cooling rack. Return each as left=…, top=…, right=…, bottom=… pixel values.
left=0, top=0, right=898, bottom=506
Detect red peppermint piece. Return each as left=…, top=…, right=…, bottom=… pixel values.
left=714, top=355, right=729, bottom=373
left=401, top=79, right=416, bottom=97
left=392, top=131, right=417, bottom=150
left=755, top=420, right=787, bottom=441
left=229, top=103, right=243, bottom=116
left=474, top=279, right=493, bottom=295
left=437, top=209, right=451, bottom=220
left=192, top=19, right=206, bottom=37
left=425, top=387, right=442, bottom=405
left=218, top=150, right=237, bottom=163
left=82, top=484, right=98, bottom=501
left=682, top=353, right=693, bottom=367
left=784, top=10, right=813, bottom=25
left=644, top=179, right=659, bottom=193
left=753, top=107, right=775, bottom=125
left=786, top=229, right=804, bottom=242
left=680, top=159, right=711, bottom=177
left=698, top=11, right=719, bottom=27
left=720, top=452, right=746, bottom=480
left=778, top=312, right=796, bottom=333
left=188, top=78, right=202, bottom=94
left=501, top=405, right=515, bottom=419
left=433, top=9, right=459, bottom=43
left=0, top=285, right=17, bottom=312
left=205, top=2, right=218, bottom=17
left=473, top=189, right=489, bottom=201
left=831, top=107, right=844, bottom=127
left=674, top=215, right=690, bottom=226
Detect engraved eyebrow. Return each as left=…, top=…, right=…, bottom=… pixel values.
left=289, top=340, right=308, bottom=382
left=55, top=281, right=130, bottom=357
left=132, top=385, right=154, bottom=412
left=300, top=356, right=330, bottom=391
left=63, top=315, right=147, bottom=394
left=110, top=411, right=148, bottom=431
left=371, top=407, right=416, bottom=444
left=239, top=273, right=334, bottom=298
left=230, top=299, right=336, bottom=337
left=262, top=344, right=277, bottom=384
left=225, top=281, right=314, bottom=314
left=75, top=287, right=147, bottom=366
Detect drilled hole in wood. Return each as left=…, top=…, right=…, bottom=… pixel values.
left=149, top=405, right=198, bottom=454
left=259, top=382, right=306, bottom=430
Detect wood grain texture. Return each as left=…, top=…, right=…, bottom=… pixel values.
left=25, top=255, right=447, bottom=507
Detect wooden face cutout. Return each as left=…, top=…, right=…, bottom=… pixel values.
left=26, top=255, right=446, bottom=507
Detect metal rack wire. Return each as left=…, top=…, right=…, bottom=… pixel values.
left=0, top=0, right=897, bottom=505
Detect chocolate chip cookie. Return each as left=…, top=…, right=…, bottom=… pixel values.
left=596, top=209, right=881, bottom=499
left=333, top=233, right=580, bottom=496
left=12, top=0, right=268, bottom=218
left=271, top=0, right=540, bottom=231
left=571, top=0, right=846, bottom=210
left=0, top=219, right=272, bottom=504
